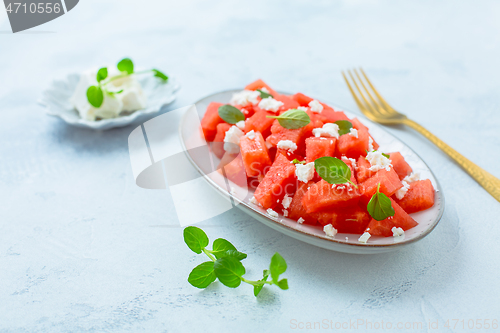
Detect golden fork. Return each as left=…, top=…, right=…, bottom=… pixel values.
left=343, top=68, right=500, bottom=203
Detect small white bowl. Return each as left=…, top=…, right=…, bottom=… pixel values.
left=39, top=73, right=180, bottom=130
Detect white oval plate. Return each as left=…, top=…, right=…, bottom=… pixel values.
left=39, top=73, right=180, bottom=130
left=180, top=89, right=444, bottom=254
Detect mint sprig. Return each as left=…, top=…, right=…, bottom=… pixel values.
left=184, top=226, right=288, bottom=296
left=266, top=109, right=311, bottom=129
left=85, top=58, right=169, bottom=108
left=218, top=105, right=245, bottom=124
left=335, top=120, right=353, bottom=136
left=314, top=156, right=358, bottom=188
left=257, top=89, right=273, bottom=99
left=367, top=183, right=395, bottom=221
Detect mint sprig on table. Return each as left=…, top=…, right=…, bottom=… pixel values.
left=314, top=156, right=358, bottom=188
left=184, top=226, right=289, bottom=296
left=218, top=105, right=245, bottom=124
left=267, top=109, right=311, bottom=129
left=367, top=183, right=395, bottom=220
left=86, top=58, right=169, bottom=108
left=335, top=120, right=353, bottom=136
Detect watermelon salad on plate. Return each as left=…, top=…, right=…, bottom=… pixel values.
left=187, top=80, right=443, bottom=252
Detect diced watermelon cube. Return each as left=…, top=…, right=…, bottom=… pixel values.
left=217, top=152, right=247, bottom=187
left=337, top=126, right=370, bottom=159
left=291, top=92, right=313, bottom=106
left=396, top=179, right=435, bottom=213
left=356, top=155, right=376, bottom=183
left=316, top=206, right=371, bottom=234
left=365, top=198, right=418, bottom=236
left=245, top=110, right=276, bottom=138
left=389, top=152, right=413, bottom=180
left=273, top=94, right=300, bottom=112
left=359, top=167, right=403, bottom=205
left=201, top=102, right=224, bottom=142
left=245, top=79, right=278, bottom=96
left=212, top=123, right=232, bottom=159
left=254, top=154, right=297, bottom=209
left=288, top=181, right=319, bottom=225
left=305, top=137, right=337, bottom=162
left=302, top=179, right=361, bottom=213
left=351, top=118, right=379, bottom=150
left=239, top=131, right=272, bottom=178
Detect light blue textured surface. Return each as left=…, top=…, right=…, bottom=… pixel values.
left=1, top=1, right=500, bottom=332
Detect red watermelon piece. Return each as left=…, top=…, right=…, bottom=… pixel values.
left=316, top=206, right=371, bottom=234
left=254, top=154, right=297, bottom=209
left=359, top=167, right=403, bottom=205
left=245, top=109, right=276, bottom=138
left=337, top=126, right=371, bottom=159
left=356, top=155, right=376, bottom=183
left=396, top=179, right=435, bottom=213
left=302, top=179, right=360, bottom=213
left=212, top=123, right=232, bottom=159
left=288, top=181, right=319, bottom=225
left=245, top=79, right=278, bottom=96
left=305, top=137, right=337, bottom=163
left=273, top=94, right=300, bottom=112
left=389, top=152, right=413, bottom=180
left=217, top=152, right=247, bottom=187
left=239, top=131, right=272, bottom=177
left=366, top=198, right=418, bottom=236
left=201, top=102, right=224, bottom=142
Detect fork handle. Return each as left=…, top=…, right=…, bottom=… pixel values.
left=403, top=119, right=500, bottom=202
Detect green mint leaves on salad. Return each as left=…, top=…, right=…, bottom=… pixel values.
left=218, top=105, right=245, bottom=124
left=266, top=109, right=311, bottom=129
left=314, top=156, right=357, bottom=188
left=184, top=226, right=288, bottom=296
left=367, top=183, right=395, bottom=221
left=257, top=89, right=273, bottom=99
left=335, top=120, right=353, bottom=136
left=85, top=58, right=169, bottom=108
left=292, top=159, right=305, bottom=164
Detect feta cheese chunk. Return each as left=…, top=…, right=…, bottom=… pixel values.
left=308, top=99, right=323, bottom=113
left=260, top=87, right=270, bottom=93
left=366, top=150, right=392, bottom=172
left=230, top=90, right=260, bottom=106
left=312, top=123, right=340, bottom=138
left=249, top=196, right=262, bottom=206
left=297, top=106, right=308, bottom=111
left=368, top=137, right=374, bottom=152
left=235, top=120, right=246, bottom=130
left=295, top=162, right=315, bottom=183
left=277, top=140, right=298, bottom=153
left=404, top=172, right=420, bottom=183
left=282, top=209, right=288, bottom=217
left=258, top=97, right=284, bottom=112
left=282, top=194, right=292, bottom=209
left=349, top=128, right=358, bottom=138
left=395, top=180, right=410, bottom=200
left=323, top=224, right=338, bottom=237
left=297, top=217, right=305, bottom=224
left=392, top=227, right=405, bottom=237
left=267, top=208, right=279, bottom=218
left=358, top=232, right=371, bottom=244
left=245, top=130, right=256, bottom=140
left=224, top=126, right=244, bottom=154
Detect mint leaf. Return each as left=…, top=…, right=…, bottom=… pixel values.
left=253, top=269, right=270, bottom=296
left=152, top=69, right=168, bottom=82
left=292, top=159, right=305, bottom=165
left=86, top=86, right=104, bottom=108
left=277, top=278, right=289, bottom=290
left=314, top=156, right=356, bottom=187
left=382, top=152, right=390, bottom=159
left=223, top=249, right=247, bottom=261
left=335, top=120, right=353, bottom=136
left=257, top=89, right=272, bottom=99
left=267, top=109, right=311, bottom=129
left=188, top=261, right=216, bottom=288
left=269, top=252, right=287, bottom=284
left=96, top=67, right=108, bottom=83
left=212, top=238, right=237, bottom=259
left=183, top=226, right=209, bottom=254
left=214, top=256, right=245, bottom=288
left=107, top=89, right=124, bottom=95
left=218, top=105, right=245, bottom=124
left=367, top=183, right=395, bottom=221
left=117, top=58, right=134, bottom=74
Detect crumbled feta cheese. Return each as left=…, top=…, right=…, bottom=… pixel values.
left=358, top=232, right=371, bottom=243
left=404, top=172, right=420, bottom=183
left=230, top=90, right=260, bottom=106
left=323, top=224, right=338, bottom=237
left=258, top=97, right=283, bottom=112
left=395, top=180, right=410, bottom=200
left=297, top=217, right=305, bottom=224
left=245, top=130, right=256, bottom=140
left=308, top=99, right=323, bottom=113
left=267, top=208, right=279, bottom=218
left=312, top=123, right=340, bottom=138
left=249, top=196, right=262, bottom=206
left=295, top=162, right=315, bottom=183
left=277, top=140, right=298, bottom=153
left=235, top=120, right=246, bottom=130
left=345, top=237, right=349, bottom=241
left=282, top=194, right=292, bottom=209
left=297, top=106, right=308, bottom=111
left=341, top=156, right=357, bottom=170
left=283, top=209, right=288, bottom=217
left=366, top=150, right=392, bottom=172
left=224, top=126, right=244, bottom=154
left=368, top=137, right=374, bottom=152
left=349, top=128, right=358, bottom=138
left=260, top=87, right=270, bottom=93
left=392, top=227, right=405, bottom=237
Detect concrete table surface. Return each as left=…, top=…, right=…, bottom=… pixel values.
left=1, top=1, right=499, bottom=332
